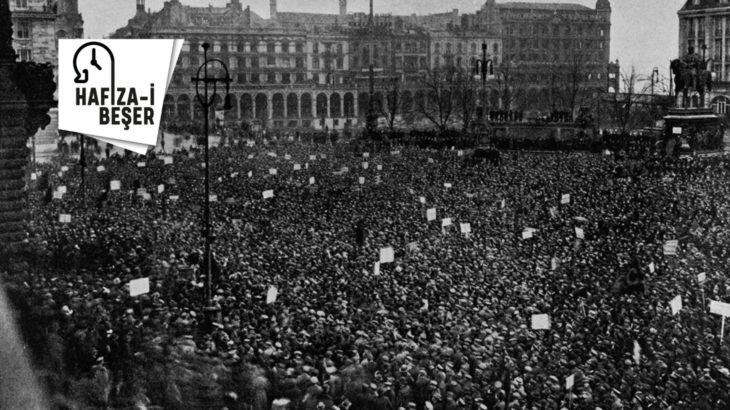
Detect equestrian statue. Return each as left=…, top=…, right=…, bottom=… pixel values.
left=671, top=46, right=713, bottom=108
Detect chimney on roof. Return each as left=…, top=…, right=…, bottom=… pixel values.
left=244, top=5, right=251, bottom=26
left=136, top=0, right=145, bottom=14
left=270, top=0, right=277, bottom=20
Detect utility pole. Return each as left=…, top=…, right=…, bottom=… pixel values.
left=365, top=0, right=378, bottom=137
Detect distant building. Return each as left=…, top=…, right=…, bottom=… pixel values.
left=678, top=0, right=730, bottom=117
left=10, top=0, right=84, bottom=159
left=111, top=0, right=615, bottom=131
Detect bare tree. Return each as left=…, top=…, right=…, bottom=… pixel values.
left=550, top=49, right=592, bottom=119
left=453, top=67, right=479, bottom=132
left=610, top=67, right=645, bottom=132
left=381, top=76, right=401, bottom=132
left=416, top=66, right=457, bottom=132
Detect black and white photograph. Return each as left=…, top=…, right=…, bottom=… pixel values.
left=2, top=0, right=730, bottom=408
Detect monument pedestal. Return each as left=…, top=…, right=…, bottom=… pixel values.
left=663, top=108, right=722, bottom=156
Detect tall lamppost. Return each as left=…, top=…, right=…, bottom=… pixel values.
left=475, top=42, right=494, bottom=123
left=191, top=42, right=232, bottom=325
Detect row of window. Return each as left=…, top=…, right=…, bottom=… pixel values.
left=173, top=72, right=350, bottom=86
left=504, top=24, right=606, bottom=38
left=434, top=42, right=500, bottom=56
left=182, top=55, right=346, bottom=70
left=187, top=40, right=349, bottom=55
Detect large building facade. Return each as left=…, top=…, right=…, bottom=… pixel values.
left=678, top=0, right=730, bottom=116
left=112, top=0, right=614, bottom=131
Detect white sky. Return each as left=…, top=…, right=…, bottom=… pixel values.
left=80, top=0, right=686, bottom=78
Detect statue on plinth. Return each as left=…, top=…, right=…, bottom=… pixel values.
left=671, top=45, right=713, bottom=108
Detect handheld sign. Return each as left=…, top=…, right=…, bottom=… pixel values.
left=309, top=155, right=317, bottom=161
left=169, top=195, right=179, bottom=201
left=501, top=199, right=506, bottom=209
left=362, top=162, right=369, bottom=169
left=284, top=154, right=291, bottom=160
left=30, top=172, right=37, bottom=181
left=575, top=227, right=585, bottom=240
left=209, top=195, right=218, bottom=202
left=460, top=223, right=471, bottom=235
left=551, top=257, right=559, bottom=271
left=359, top=177, right=365, bottom=185
left=419, top=196, right=426, bottom=204
left=379, top=247, right=395, bottom=264
left=633, top=340, right=641, bottom=364
left=566, top=374, right=574, bottom=390
left=61, top=166, right=69, bottom=172
left=129, top=277, right=150, bottom=297
left=309, top=177, right=315, bottom=185
left=110, top=181, right=121, bottom=191
left=670, top=295, right=682, bottom=315
left=164, top=156, right=173, bottom=165
left=97, top=165, right=105, bottom=172
left=373, top=262, right=381, bottom=276
left=137, top=162, right=146, bottom=168
left=248, top=154, right=254, bottom=159
left=710, top=301, right=730, bottom=316
left=58, top=186, right=67, bottom=194
left=157, top=184, right=165, bottom=194
left=648, top=262, right=655, bottom=274
left=444, top=183, right=452, bottom=189
left=263, top=190, right=274, bottom=199
left=59, top=214, right=71, bottom=223
left=457, top=150, right=464, bottom=157
left=426, top=208, right=436, bottom=222
left=390, top=150, right=400, bottom=155
left=663, top=240, right=679, bottom=256
left=363, top=152, right=370, bottom=158
left=269, top=168, right=278, bottom=176
left=698, top=272, right=707, bottom=283
left=377, top=165, right=383, bottom=171
left=266, top=286, right=278, bottom=304
left=294, top=164, right=301, bottom=171
left=53, top=191, right=63, bottom=200
left=441, top=218, right=453, bottom=227
left=248, top=171, right=253, bottom=178
left=267, top=152, right=277, bottom=157
left=142, top=193, right=151, bottom=201
left=531, top=314, right=550, bottom=330
left=561, top=194, right=571, bottom=204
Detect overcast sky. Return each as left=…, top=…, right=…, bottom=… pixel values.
left=80, top=0, right=686, bottom=78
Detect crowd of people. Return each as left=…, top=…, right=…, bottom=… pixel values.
left=5, top=134, right=730, bottom=409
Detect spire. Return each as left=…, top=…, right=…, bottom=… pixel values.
left=0, top=0, right=16, bottom=62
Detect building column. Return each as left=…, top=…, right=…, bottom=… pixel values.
left=236, top=94, right=241, bottom=119
left=723, top=17, right=727, bottom=82
left=267, top=93, right=273, bottom=123
left=340, top=94, right=344, bottom=119
left=251, top=98, right=256, bottom=122
left=173, top=96, right=178, bottom=117
left=189, top=98, right=194, bottom=120
left=327, top=92, right=332, bottom=118
left=312, top=97, right=317, bottom=118
left=353, top=93, right=358, bottom=118
left=283, top=94, right=288, bottom=119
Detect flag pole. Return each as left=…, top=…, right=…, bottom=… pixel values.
left=721, top=316, right=726, bottom=345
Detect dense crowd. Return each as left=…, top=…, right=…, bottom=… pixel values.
left=5, top=136, right=730, bottom=409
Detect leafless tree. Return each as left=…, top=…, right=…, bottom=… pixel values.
left=453, top=67, right=479, bottom=132
left=381, top=76, right=401, bottom=132
left=416, top=66, right=457, bottom=132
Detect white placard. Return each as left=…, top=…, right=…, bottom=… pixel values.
left=320, top=154, right=327, bottom=159
left=561, top=194, right=571, bottom=204
left=266, top=286, right=278, bottom=304
left=373, top=262, right=381, bottom=276
left=551, top=257, right=559, bottom=271
left=294, top=164, right=301, bottom=171
left=633, top=340, right=641, bottom=364
left=441, top=218, right=452, bottom=227
left=531, top=314, right=550, bottom=330
left=379, top=247, right=395, bottom=264
left=53, top=191, right=63, bottom=200
left=142, top=193, right=151, bottom=201
left=359, top=177, right=365, bottom=185
left=309, top=155, right=317, bottom=161
left=672, top=127, right=682, bottom=135
left=710, top=300, right=730, bottom=317
left=96, top=165, right=105, bottom=172
left=361, top=161, right=369, bottom=170
left=129, top=277, right=150, bottom=297
left=444, top=183, right=452, bottom=189
left=164, top=156, right=173, bottom=165
left=390, top=150, right=400, bottom=155
left=648, top=262, right=655, bottom=273
left=575, top=227, right=585, bottom=239
left=248, top=154, right=254, bottom=159
left=670, top=295, right=682, bottom=315
left=58, top=185, right=67, bottom=194
left=363, top=152, right=370, bottom=158
left=61, top=166, right=69, bottom=172
left=269, top=168, right=278, bottom=176
left=110, top=180, right=121, bottom=191
left=698, top=272, right=707, bottom=283
left=209, top=195, right=218, bottom=202
left=137, top=162, right=146, bottom=168
left=663, top=240, right=679, bottom=256
left=309, top=177, right=315, bottom=185
left=460, top=223, right=471, bottom=234
left=59, top=214, right=71, bottom=223
left=377, top=165, right=383, bottom=171
left=268, top=152, right=277, bottom=157
left=157, top=184, right=165, bottom=193
left=457, top=150, right=464, bottom=157
left=30, top=172, right=37, bottom=180
left=419, top=196, right=426, bottom=204
left=426, top=208, right=436, bottom=222
left=248, top=171, right=253, bottom=178
left=566, top=374, right=574, bottom=390
left=263, top=190, right=274, bottom=199
left=169, top=195, right=179, bottom=201
left=284, top=154, right=291, bottom=160
left=501, top=199, right=506, bottom=209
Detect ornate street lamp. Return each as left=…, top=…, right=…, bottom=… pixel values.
left=475, top=42, right=494, bottom=122
left=191, top=42, right=232, bottom=326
